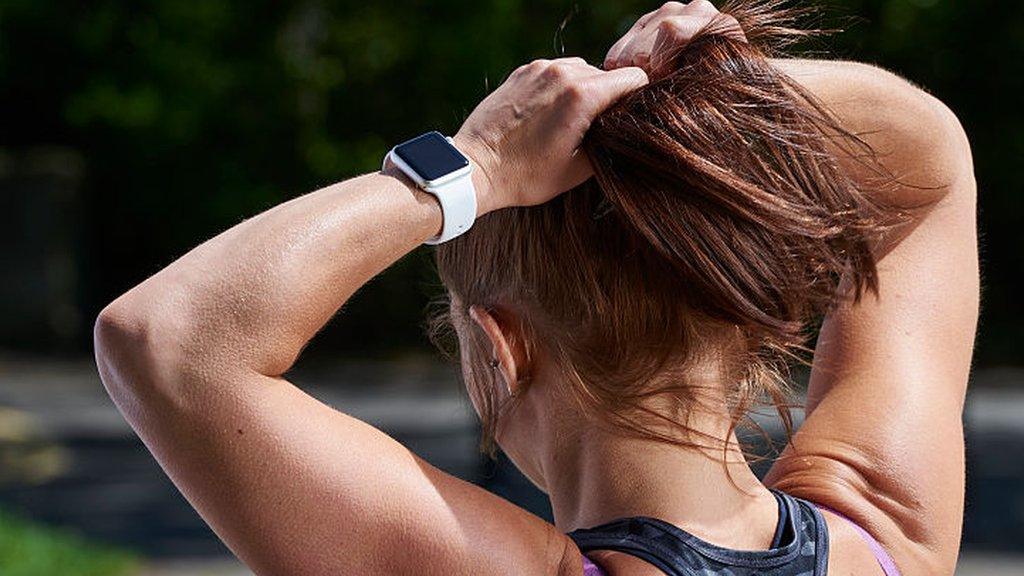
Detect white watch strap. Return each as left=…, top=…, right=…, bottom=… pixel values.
left=383, top=143, right=478, bottom=245
left=422, top=170, right=477, bottom=245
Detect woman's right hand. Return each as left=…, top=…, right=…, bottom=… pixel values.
left=455, top=58, right=647, bottom=215
left=604, top=1, right=745, bottom=76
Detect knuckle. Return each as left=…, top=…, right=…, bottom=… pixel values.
left=658, top=1, right=686, bottom=14
left=513, top=59, right=550, bottom=79
left=560, top=83, right=587, bottom=105
left=542, top=63, right=569, bottom=82
left=514, top=60, right=541, bottom=77
left=527, top=58, right=550, bottom=72
left=657, top=17, right=682, bottom=33
left=660, top=14, right=701, bottom=38
left=722, top=15, right=746, bottom=41
left=685, top=0, right=717, bottom=15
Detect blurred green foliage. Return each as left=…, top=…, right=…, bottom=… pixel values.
left=0, top=0, right=1021, bottom=363
left=0, top=506, right=138, bottom=576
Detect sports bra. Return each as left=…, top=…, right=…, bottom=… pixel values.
left=570, top=489, right=900, bottom=576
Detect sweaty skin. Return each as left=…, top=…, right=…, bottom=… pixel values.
left=94, top=3, right=976, bottom=576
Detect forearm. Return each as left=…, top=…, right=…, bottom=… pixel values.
left=94, top=55, right=646, bottom=406
left=96, top=171, right=443, bottom=386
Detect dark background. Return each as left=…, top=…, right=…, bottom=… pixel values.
left=1, top=1, right=1022, bottom=573
left=1, top=0, right=1021, bottom=364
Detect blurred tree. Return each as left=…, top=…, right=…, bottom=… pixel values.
left=0, top=0, right=1020, bottom=365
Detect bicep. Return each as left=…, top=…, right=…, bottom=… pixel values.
left=125, top=371, right=571, bottom=576
left=765, top=59, right=978, bottom=573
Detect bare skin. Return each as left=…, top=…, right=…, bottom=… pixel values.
left=94, top=2, right=977, bottom=575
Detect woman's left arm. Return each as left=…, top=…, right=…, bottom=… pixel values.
left=94, top=59, right=646, bottom=575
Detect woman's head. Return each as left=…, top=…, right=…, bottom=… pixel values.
left=433, top=2, right=886, bottom=471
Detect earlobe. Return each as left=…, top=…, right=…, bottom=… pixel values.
left=468, top=305, right=524, bottom=397
left=489, top=357, right=516, bottom=397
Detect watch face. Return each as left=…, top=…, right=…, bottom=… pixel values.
left=393, top=131, right=469, bottom=182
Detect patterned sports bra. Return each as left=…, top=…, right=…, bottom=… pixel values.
left=569, top=489, right=900, bottom=576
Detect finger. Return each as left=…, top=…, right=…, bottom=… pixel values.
left=706, top=13, right=747, bottom=43
left=610, top=9, right=720, bottom=71
left=559, top=149, right=597, bottom=192
left=678, top=2, right=745, bottom=43
left=660, top=14, right=709, bottom=42
left=605, top=29, right=639, bottom=70
left=614, top=25, right=660, bottom=70
left=646, top=15, right=709, bottom=72
left=639, top=2, right=688, bottom=27
left=604, top=37, right=631, bottom=69
left=542, top=58, right=602, bottom=88
left=605, top=1, right=688, bottom=69
left=649, top=24, right=680, bottom=76
left=560, top=67, right=648, bottom=187
left=614, top=13, right=704, bottom=70
left=552, top=56, right=590, bottom=69
left=550, top=56, right=598, bottom=75
left=681, top=0, right=718, bottom=17
left=579, top=66, right=649, bottom=115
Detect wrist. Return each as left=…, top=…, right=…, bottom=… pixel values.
left=453, top=133, right=503, bottom=217
left=377, top=167, right=445, bottom=241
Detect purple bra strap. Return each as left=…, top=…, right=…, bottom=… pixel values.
left=582, top=556, right=607, bottom=576
left=814, top=504, right=901, bottom=576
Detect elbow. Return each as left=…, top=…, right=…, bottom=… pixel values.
left=93, top=296, right=195, bottom=411
left=94, top=299, right=157, bottom=404
left=915, top=89, right=975, bottom=195
left=861, top=63, right=975, bottom=200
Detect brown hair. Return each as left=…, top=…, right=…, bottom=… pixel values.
left=433, top=1, right=887, bottom=455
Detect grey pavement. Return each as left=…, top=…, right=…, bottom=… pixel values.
left=0, top=357, right=475, bottom=439
left=5, top=358, right=1024, bottom=439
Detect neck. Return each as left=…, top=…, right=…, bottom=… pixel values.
left=544, top=411, right=776, bottom=542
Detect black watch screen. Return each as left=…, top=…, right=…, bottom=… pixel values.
left=393, top=131, right=469, bottom=181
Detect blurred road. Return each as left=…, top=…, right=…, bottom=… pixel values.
left=1, top=358, right=1022, bottom=574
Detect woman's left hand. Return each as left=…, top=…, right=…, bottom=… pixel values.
left=455, top=57, right=647, bottom=214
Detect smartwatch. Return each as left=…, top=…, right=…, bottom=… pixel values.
left=384, top=131, right=477, bottom=245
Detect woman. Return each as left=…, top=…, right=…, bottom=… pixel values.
left=94, top=1, right=977, bottom=575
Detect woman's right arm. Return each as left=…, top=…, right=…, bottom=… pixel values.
left=763, top=59, right=977, bottom=576
left=604, top=4, right=978, bottom=573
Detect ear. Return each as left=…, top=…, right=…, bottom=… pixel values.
left=468, top=305, right=529, bottom=397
